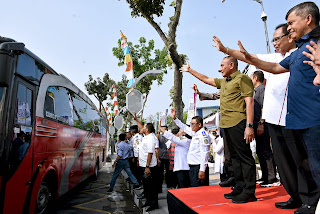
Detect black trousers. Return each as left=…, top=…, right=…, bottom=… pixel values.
left=221, top=128, right=234, bottom=179
left=141, top=166, right=158, bottom=206
left=176, top=170, right=190, bottom=188
left=189, top=165, right=209, bottom=187
left=224, top=120, right=256, bottom=195
left=268, top=123, right=319, bottom=206
left=254, top=125, right=276, bottom=181
left=130, top=157, right=141, bottom=184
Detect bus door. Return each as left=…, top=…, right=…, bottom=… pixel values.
left=3, top=76, right=36, bottom=214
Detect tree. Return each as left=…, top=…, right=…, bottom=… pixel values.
left=84, top=73, right=115, bottom=112
left=112, top=37, right=168, bottom=117
left=123, top=0, right=185, bottom=121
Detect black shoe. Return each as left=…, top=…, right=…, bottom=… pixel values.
left=219, top=177, right=235, bottom=187
left=275, top=198, right=302, bottom=209
left=224, top=189, right=242, bottom=199
left=232, top=192, right=257, bottom=204
left=141, top=201, right=151, bottom=208
left=260, top=178, right=278, bottom=187
left=137, top=193, right=145, bottom=199
left=294, top=204, right=316, bottom=214
left=146, top=204, right=159, bottom=212
left=133, top=184, right=142, bottom=190
left=107, top=189, right=113, bottom=192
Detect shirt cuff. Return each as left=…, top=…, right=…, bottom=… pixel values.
left=200, top=163, right=207, bottom=172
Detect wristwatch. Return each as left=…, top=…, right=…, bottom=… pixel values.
left=246, top=123, right=254, bottom=128
left=146, top=165, right=150, bottom=168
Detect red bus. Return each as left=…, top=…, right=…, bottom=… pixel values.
left=0, top=37, right=108, bottom=214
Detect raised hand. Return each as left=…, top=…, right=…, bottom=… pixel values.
left=238, top=40, right=253, bottom=61
left=180, top=61, right=190, bottom=73
left=212, top=36, right=228, bottom=53
left=171, top=108, right=176, bottom=120
left=133, top=112, right=138, bottom=121
left=192, top=84, right=200, bottom=95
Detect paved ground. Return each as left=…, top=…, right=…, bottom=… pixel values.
left=54, top=154, right=228, bottom=214
left=56, top=155, right=140, bottom=214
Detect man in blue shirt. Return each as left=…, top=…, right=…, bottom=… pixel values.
left=236, top=2, right=320, bottom=213
left=107, top=133, right=140, bottom=192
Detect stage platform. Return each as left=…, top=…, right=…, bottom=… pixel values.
left=168, top=184, right=293, bottom=214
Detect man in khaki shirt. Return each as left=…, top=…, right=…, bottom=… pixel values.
left=180, top=56, right=256, bottom=204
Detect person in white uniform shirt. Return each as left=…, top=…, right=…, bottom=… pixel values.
left=213, top=22, right=319, bottom=211
left=133, top=113, right=159, bottom=212
left=171, top=108, right=211, bottom=187
left=159, top=127, right=192, bottom=188
left=129, top=125, right=143, bottom=185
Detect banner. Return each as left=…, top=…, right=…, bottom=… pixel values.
left=186, top=93, right=197, bottom=125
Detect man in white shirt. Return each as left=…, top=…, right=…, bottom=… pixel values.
left=129, top=125, right=143, bottom=185
left=213, top=23, right=319, bottom=211
left=133, top=114, right=159, bottom=212
left=171, top=109, right=211, bottom=187
left=159, top=127, right=191, bottom=188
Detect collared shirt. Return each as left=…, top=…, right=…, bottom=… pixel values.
left=214, top=70, right=254, bottom=128
left=164, top=131, right=191, bottom=172
left=132, top=133, right=143, bottom=158
left=280, top=29, right=320, bottom=129
left=117, top=141, right=132, bottom=159
left=174, top=118, right=211, bottom=172
left=138, top=133, right=157, bottom=167
left=253, top=84, right=265, bottom=126
left=248, top=49, right=296, bottom=126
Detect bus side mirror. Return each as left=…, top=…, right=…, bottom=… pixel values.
left=0, top=42, right=25, bottom=87
left=0, top=51, right=13, bottom=87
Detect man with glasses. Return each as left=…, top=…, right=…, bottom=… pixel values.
left=171, top=108, right=211, bottom=187
left=213, top=21, right=319, bottom=212
left=180, top=56, right=256, bottom=204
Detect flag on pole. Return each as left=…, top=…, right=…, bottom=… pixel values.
left=112, top=85, right=119, bottom=116
left=105, top=105, right=112, bottom=126
left=120, top=31, right=134, bottom=88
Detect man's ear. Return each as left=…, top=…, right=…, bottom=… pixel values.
left=305, top=14, right=313, bottom=26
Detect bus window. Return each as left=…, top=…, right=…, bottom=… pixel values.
left=43, top=86, right=74, bottom=126
left=16, top=54, right=45, bottom=85
left=0, top=87, right=6, bottom=131
left=16, top=83, right=32, bottom=126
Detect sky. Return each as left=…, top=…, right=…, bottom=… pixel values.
left=0, top=0, right=311, bottom=118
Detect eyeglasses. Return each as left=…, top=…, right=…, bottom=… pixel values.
left=271, top=33, right=289, bottom=43
left=190, top=122, right=199, bottom=127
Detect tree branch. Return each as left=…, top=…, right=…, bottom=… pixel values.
left=168, top=0, right=182, bottom=44
left=140, top=12, right=168, bottom=45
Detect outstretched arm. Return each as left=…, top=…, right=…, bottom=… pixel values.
left=133, top=113, right=144, bottom=131
left=212, top=35, right=258, bottom=64
left=180, top=61, right=217, bottom=87
left=171, top=108, right=194, bottom=136
left=238, top=41, right=288, bottom=74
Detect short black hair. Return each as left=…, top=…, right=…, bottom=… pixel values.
left=192, top=116, right=203, bottom=126
left=252, top=70, right=264, bottom=83
left=119, top=133, right=126, bottom=141
left=130, top=125, right=139, bottom=134
left=275, top=23, right=289, bottom=35
left=223, top=56, right=238, bottom=69
left=172, top=128, right=180, bottom=135
left=145, top=123, right=155, bottom=133
left=286, top=1, right=319, bottom=26
left=161, top=125, right=168, bottom=130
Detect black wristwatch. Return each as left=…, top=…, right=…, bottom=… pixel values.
left=146, top=165, right=150, bottom=168
left=246, top=123, right=254, bottom=128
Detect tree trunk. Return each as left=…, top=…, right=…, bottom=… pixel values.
left=173, top=64, right=183, bottom=122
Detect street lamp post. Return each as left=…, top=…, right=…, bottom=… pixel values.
left=222, top=0, right=271, bottom=54
left=253, top=0, right=271, bottom=53
left=130, top=69, right=163, bottom=88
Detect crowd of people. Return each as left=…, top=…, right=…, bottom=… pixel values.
left=108, top=1, right=320, bottom=214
